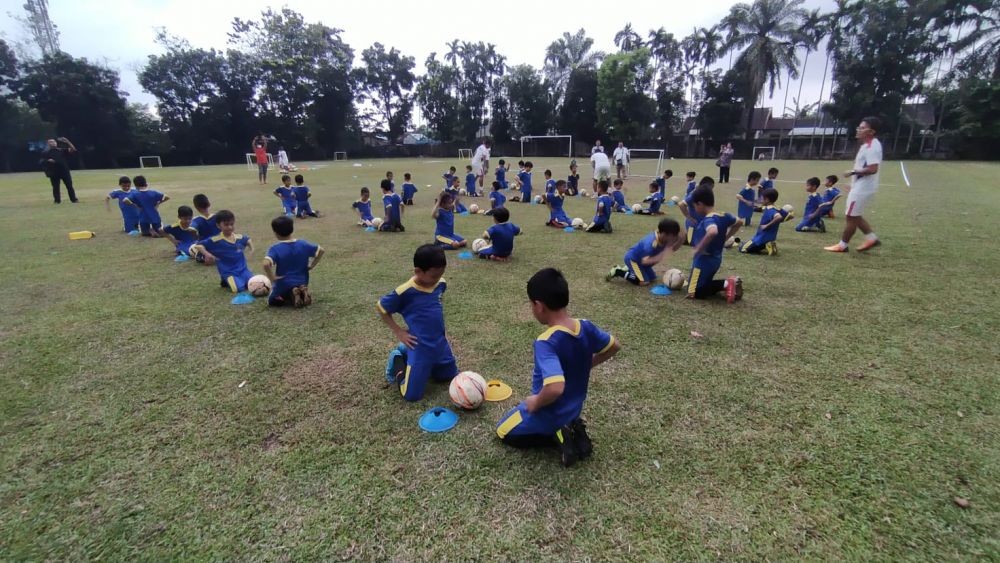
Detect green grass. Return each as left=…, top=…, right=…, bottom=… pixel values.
left=1, top=156, right=997, bottom=560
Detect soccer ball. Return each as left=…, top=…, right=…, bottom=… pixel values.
left=782, top=204, right=794, bottom=213
left=371, top=217, right=384, bottom=228
left=663, top=268, right=686, bottom=290
left=247, top=275, right=272, bottom=297
left=533, top=195, right=543, bottom=204
left=469, top=203, right=480, bottom=214
left=449, top=371, right=487, bottom=410
left=631, top=203, right=643, bottom=213
left=571, top=217, right=584, bottom=229
left=724, top=236, right=739, bottom=249
left=670, top=195, right=681, bottom=204
left=459, top=189, right=468, bottom=196
left=579, top=189, right=588, bottom=197
left=472, top=238, right=489, bottom=253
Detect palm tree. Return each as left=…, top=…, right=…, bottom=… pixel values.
left=780, top=8, right=823, bottom=155
left=720, top=0, right=809, bottom=139
left=647, top=27, right=682, bottom=94
left=444, top=39, right=463, bottom=68
left=718, top=12, right=742, bottom=70
left=543, top=29, right=605, bottom=98
left=614, top=23, right=644, bottom=52
left=945, top=1, right=998, bottom=77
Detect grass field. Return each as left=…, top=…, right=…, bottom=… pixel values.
left=1, top=156, right=997, bottom=560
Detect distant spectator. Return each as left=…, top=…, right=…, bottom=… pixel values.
left=717, top=143, right=734, bottom=183
left=40, top=137, right=78, bottom=204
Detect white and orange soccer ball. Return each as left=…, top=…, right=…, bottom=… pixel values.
left=472, top=238, right=489, bottom=253
left=469, top=203, right=480, bottom=214
left=533, top=195, right=543, bottom=204
left=579, top=189, right=588, bottom=197
left=631, top=203, right=643, bottom=213
left=459, top=189, right=468, bottom=196
left=663, top=268, right=686, bottom=290
left=449, top=371, right=487, bottom=410
left=782, top=204, right=794, bottom=213
left=571, top=218, right=584, bottom=229
left=247, top=275, right=272, bottom=297
left=371, top=217, right=384, bottom=228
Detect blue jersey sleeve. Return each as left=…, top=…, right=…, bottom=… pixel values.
left=301, top=240, right=319, bottom=258
left=378, top=287, right=404, bottom=315
left=582, top=320, right=614, bottom=354
left=513, top=224, right=521, bottom=236
left=533, top=339, right=565, bottom=386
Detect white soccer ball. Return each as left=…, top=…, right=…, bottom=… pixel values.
left=371, top=217, right=384, bottom=228
left=782, top=204, right=794, bottom=213
left=469, top=203, right=480, bottom=214
left=533, top=195, right=543, bottom=204
left=579, top=189, right=588, bottom=197
left=663, top=268, right=686, bottom=290
left=459, top=189, right=468, bottom=196
left=571, top=217, right=584, bottom=229
left=472, top=238, right=489, bottom=253
left=724, top=236, right=737, bottom=249
left=631, top=203, right=643, bottom=213
left=247, top=275, right=272, bottom=297
left=670, top=195, right=681, bottom=204
left=449, top=371, right=487, bottom=410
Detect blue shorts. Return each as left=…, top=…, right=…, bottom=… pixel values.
left=689, top=255, right=721, bottom=295
left=221, top=267, right=253, bottom=293
left=478, top=245, right=509, bottom=259
left=400, top=343, right=458, bottom=401
left=625, top=256, right=656, bottom=284
left=281, top=200, right=296, bottom=215
left=496, top=402, right=566, bottom=439
left=296, top=201, right=314, bottom=216
left=739, top=213, right=753, bottom=227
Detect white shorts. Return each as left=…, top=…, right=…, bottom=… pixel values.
left=472, top=165, right=484, bottom=177
left=845, top=190, right=874, bottom=217
left=594, top=166, right=611, bottom=180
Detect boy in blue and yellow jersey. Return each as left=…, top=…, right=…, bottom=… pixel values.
left=657, top=169, right=673, bottom=198
left=496, top=268, right=621, bottom=467
left=795, top=177, right=825, bottom=232
left=485, top=181, right=507, bottom=216
left=567, top=163, right=580, bottom=196
left=512, top=161, right=533, bottom=202
left=495, top=159, right=510, bottom=190
left=262, top=215, right=324, bottom=308
left=685, top=171, right=697, bottom=196
left=464, top=165, right=478, bottom=197
left=105, top=176, right=139, bottom=233
left=447, top=176, right=469, bottom=213
left=124, top=175, right=169, bottom=237
left=759, top=167, right=779, bottom=204
left=741, top=188, right=791, bottom=255
left=585, top=180, right=613, bottom=233
left=401, top=172, right=418, bottom=205
left=442, top=166, right=456, bottom=190
left=543, top=169, right=556, bottom=200
left=737, top=171, right=760, bottom=227
left=380, top=244, right=459, bottom=402
left=432, top=191, right=467, bottom=249
left=818, top=175, right=842, bottom=219
left=636, top=182, right=666, bottom=215
left=274, top=175, right=297, bottom=216
left=687, top=187, right=743, bottom=302
left=611, top=179, right=628, bottom=212
left=189, top=209, right=256, bottom=293
left=160, top=205, right=199, bottom=257
left=380, top=180, right=405, bottom=232
left=386, top=171, right=396, bottom=192
left=293, top=174, right=319, bottom=218
left=607, top=218, right=682, bottom=286
left=191, top=194, right=221, bottom=240
left=352, top=187, right=375, bottom=227
left=477, top=207, right=521, bottom=261
left=678, top=177, right=715, bottom=245
left=545, top=180, right=571, bottom=228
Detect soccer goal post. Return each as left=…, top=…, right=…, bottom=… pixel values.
left=458, top=148, right=472, bottom=159
left=246, top=152, right=275, bottom=170
left=139, top=155, right=162, bottom=169
left=752, top=146, right=776, bottom=161
left=625, top=149, right=664, bottom=179
left=333, top=151, right=347, bottom=161
left=520, top=135, right=573, bottom=159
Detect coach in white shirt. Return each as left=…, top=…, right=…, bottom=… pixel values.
left=591, top=139, right=604, bottom=155
left=825, top=116, right=883, bottom=253
left=590, top=150, right=612, bottom=191
left=613, top=142, right=630, bottom=179
left=472, top=140, right=491, bottom=188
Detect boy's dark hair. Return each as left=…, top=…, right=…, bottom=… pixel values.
left=499, top=159, right=505, bottom=165
left=762, top=188, right=779, bottom=203
left=386, top=171, right=393, bottom=177
left=748, top=171, right=762, bottom=182
left=691, top=186, right=715, bottom=207
left=555, top=179, right=566, bottom=189
left=544, top=169, right=552, bottom=176
left=214, top=209, right=235, bottom=224
left=177, top=205, right=193, bottom=218
left=193, top=194, right=210, bottom=209
left=466, top=164, right=473, bottom=171
left=281, top=174, right=291, bottom=182
left=862, top=115, right=882, bottom=133
left=361, top=186, right=370, bottom=196
left=700, top=176, right=715, bottom=186
left=598, top=179, right=609, bottom=192
left=524, top=161, right=534, bottom=168
left=118, top=176, right=131, bottom=185
left=613, top=178, right=623, bottom=186
left=449, top=166, right=457, bottom=172
left=380, top=179, right=392, bottom=191
left=807, top=177, right=821, bottom=188
left=294, top=174, right=304, bottom=183
left=133, top=175, right=148, bottom=188
left=414, top=244, right=447, bottom=271
left=271, top=215, right=294, bottom=237
left=648, top=181, right=658, bottom=190
left=657, top=217, right=681, bottom=235
left=825, top=175, right=838, bottom=184
left=492, top=181, right=501, bottom=190
left=439, top=191, right=453, bottom=204
left=517, top=160, right=525, bottom=166
left=664, top=169, right=673, bottom=177
left=686, top=171, right=696, bottom=179
left=569, top=162, right=577, bottom=169
left=527, top=268, right=569, bottom=310
left=493, top=207, right=510, bottom=223
left=768, top=167, right=779, bottom=176
left=404, top=172, right=411, bottom=180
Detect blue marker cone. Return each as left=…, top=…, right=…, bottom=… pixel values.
left=419, top=407, right=458, bottom=433
left=127, top=230, right=140, bottom=236
left=364, top=226, right=376, bottom=232
left=457, top=251, right=474, bottom=260
left=625, top=209, right=634, bottom=215
left=650, top=284, right=672, bottom=296
left=174, top=254, right=190, bottom=263
left=563, top=226, right=575, bottom=233
left=231, top=292, right=255, bottom=305
left=459, top=211, right=470, bottom=217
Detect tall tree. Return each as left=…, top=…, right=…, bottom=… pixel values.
left=415, top=53, right=461, bottom=141
left=543, top=29, right=605, bottom=104
left=558, top=68, right=600, bottom=144
left=597, top=49, right=656, bottom=141
left=647, top=28, right=682, bottom=96
left=355, top=43, right=416, bottom=140
left=614, top=23, right=644, bottom=52
left=720, top=0, right=808, bottom=138
left=503, top=65, right=554, bottom=138
left=949, top=1, right=1000, bottom=79
left=698, top=69, right=747, bottom=143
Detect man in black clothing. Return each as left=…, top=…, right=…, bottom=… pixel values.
left=41, top=137, right=78, bottom=203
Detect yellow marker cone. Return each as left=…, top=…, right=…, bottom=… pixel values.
left=484, top=379, right=512, bottom=402
left=68, top=231, right=95, bottom=240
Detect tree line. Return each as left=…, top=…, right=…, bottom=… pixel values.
left=1, top=0, right=997, bottom=171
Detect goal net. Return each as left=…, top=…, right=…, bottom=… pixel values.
left=520, top=135, right=572, bottom=159
left=246, top=152, right=275, bottom=170
left=139, top=155, right=162, bottom=169
left=625, top=149, right=664, bottom=179
left=458, top=149, right=472, bottom=159
left=752, top=146, right=776, bottom=161
left=333, top=151, right=347, bottom=161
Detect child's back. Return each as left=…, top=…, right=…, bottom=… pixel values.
left=267, top=239, right=320, bottom=290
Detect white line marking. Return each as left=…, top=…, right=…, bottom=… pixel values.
left=899, top=162, right=911, bottom=187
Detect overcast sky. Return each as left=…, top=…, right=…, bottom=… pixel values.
left=2, top=0, right=837, bottom=123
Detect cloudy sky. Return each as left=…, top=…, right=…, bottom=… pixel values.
left=2, top=0, right=836, bottom=122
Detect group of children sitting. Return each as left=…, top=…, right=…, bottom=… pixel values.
left=107, top=174, right=324, bottom=308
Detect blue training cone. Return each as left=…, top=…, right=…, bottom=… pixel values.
left=364, top=226, right=376, bottom=232
left=174, top=253, right=190, bottom=263
left=127, top=230, right=140, bottom=236
left=625, top=209, right=634, bottom=215
left=231, top=291, right=255, bottom=305
left=650, top=284, right=672, bottom=296
left=457, top=250, right=474, bottom=260
left=459, top=211, right=470, bottom=217
left=563, top=226, right=575, bottom=233
left=419, top=407, right=459, bottom=433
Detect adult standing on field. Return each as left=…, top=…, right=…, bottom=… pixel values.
left=825, top=116, right=883, bottom=253
left=40, top=137, right=78, bottom=204
left=472, top=139, right=491, bottom=189
left=252, top=132, right=269, bottom=185
left=613, top=142, right=630, bottom=180
left=717, top=142, right=734, bottom=183
left=590, top=148, right=612, bottom=191
left=591, top=139, right=604, bottom=155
